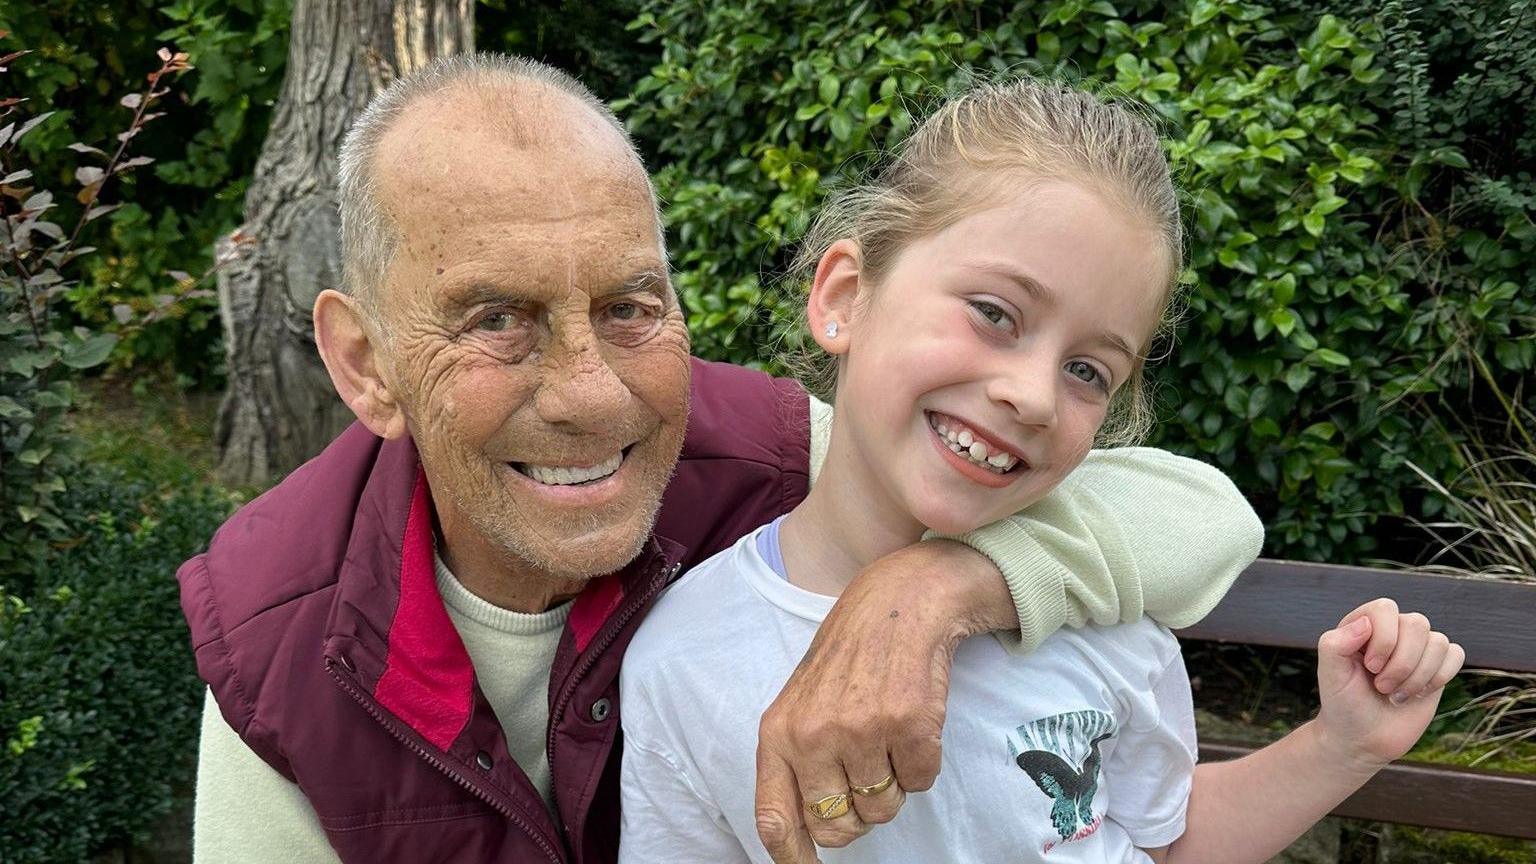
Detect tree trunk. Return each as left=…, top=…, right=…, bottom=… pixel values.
left=215, top=0, right=472, bottom=485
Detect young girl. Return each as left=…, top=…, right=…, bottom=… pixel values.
left=617, top=79, right=1464, bottom=863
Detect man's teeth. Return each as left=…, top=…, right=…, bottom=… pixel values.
left=519, top=452, right=623, bottom=486
left=930, top=416, right=1020, bottom=474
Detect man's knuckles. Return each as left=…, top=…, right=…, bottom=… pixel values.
left=852, top=790, right=904, bottom=825
left=808, top=820, right=869, bottom=848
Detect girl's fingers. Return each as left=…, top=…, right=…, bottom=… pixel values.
left=1422, top=642, right=1466, bottom=696
left=1375, top=612, right=1431, bottom=695
left=1343, top=598, right=1399, bottom=674
left=1392, top=631, right=1449, bottom=703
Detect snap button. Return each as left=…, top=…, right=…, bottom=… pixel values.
left=475, top=751, right=493, bottom=770
left=589, top=698, right=612, bottom=722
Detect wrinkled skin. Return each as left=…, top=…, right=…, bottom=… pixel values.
left=318, top=83, right=690, bottom=611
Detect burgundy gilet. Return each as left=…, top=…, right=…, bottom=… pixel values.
left=179, top=359, right=810, bottom=863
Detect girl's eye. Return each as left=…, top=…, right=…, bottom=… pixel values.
left=1066, top=360, right=1109, bottom=390
left=969, top=300, right=1014, bottom=330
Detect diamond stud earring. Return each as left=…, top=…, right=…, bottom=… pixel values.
left=824, top=321, right=839, bottom=338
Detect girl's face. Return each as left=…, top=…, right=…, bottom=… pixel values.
left=820, top=178, right=1170, bottom=535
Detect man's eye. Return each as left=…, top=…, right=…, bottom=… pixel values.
left=609, top=302, right=643, bottom=321
left=598, top=300, right=663, bottom=347
left=475, top=312, right=519, bottom=332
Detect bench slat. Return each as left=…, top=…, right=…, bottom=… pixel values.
left=1201, top=741, right=1536, bottom=839
left=1176, top=559, right=1536, bottom=673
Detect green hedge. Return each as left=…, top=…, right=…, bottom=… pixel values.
left=622, top=0, right=1536, bottom=562
left=0, top=472, right=232, bottom=864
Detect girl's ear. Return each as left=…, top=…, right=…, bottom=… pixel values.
left=808, top=238, right=864, bottom=355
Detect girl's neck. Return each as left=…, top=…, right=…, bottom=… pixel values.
left=779, top=434, right=928, bottom=597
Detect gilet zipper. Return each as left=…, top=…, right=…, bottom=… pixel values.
left=327, top=661, right=565, bottom=864
left=544, top=557, right=681, bottom=839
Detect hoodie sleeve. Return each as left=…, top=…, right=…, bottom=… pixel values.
left=807, top=396, right=1264, bottom=652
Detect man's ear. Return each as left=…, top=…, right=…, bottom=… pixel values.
left=313, top=289, right=408, bottom=440
left=807, top=238, right=865, bottom=356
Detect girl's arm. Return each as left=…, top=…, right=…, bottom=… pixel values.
left=809, top=397, right=1266, bottom=649
left=1147, top=600, right=1465, bottom=864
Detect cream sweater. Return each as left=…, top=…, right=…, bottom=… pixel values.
left=192, top=395, right=1263, bottom=862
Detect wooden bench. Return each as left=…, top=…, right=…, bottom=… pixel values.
left=1175, top=559, right=1536, bottom=840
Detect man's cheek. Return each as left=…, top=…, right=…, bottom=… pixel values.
left=627, top=328, right=691, bottom=413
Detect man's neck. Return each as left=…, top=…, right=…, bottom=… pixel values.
left=435, top=524, right=588, bottom=614
left=779, top=434, right=927, bottom=597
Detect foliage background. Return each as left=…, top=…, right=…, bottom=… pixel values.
left=623, top=0, right=1535, bottom=564
left=2, top=0, right=1533, bottom=861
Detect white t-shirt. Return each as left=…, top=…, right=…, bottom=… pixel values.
left=618, top=522, right=1197, bottom=864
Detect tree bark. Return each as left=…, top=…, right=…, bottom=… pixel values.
left=215, top=0, right=472, bottom=485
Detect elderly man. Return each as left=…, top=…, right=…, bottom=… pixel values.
left=182, top=55, right=1261, bottom=864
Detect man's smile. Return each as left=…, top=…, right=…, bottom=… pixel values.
left=511, top=446, right=631, bottom=486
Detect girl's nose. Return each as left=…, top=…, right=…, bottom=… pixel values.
left=987, top=360, right=1057, bottom=430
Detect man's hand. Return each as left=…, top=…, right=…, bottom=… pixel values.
left=1315, top=598, right=1465, bottom=769
left=753, top=540, right=1015, bottom=863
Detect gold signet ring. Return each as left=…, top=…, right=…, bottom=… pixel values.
left=807, top=792, right=851, bottom=820
left=850, top=774, right=896, bottom=796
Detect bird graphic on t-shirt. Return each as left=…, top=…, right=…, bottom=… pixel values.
left=1014, top=732, right=1113, bottom=840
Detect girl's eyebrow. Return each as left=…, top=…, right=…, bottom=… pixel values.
left=963, top=259, right=1139, bottom=363
left=962, top=259, right=1056, bottom=307
left=1097, top=332, right=1138, bottom=365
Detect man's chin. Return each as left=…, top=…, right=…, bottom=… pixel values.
left=501, top=520, right=655, bottom=584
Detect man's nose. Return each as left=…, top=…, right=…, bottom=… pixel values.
left=987, top=355, right=1058, bottom=429
left=534, top=338, right=631, bottom=431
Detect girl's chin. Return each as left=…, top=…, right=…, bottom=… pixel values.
left=906, top=483, right=1044, bottom=536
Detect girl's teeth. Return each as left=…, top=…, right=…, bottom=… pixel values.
left=931, top=413, right=1019, bottom=474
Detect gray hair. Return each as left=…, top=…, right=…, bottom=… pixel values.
left=336, top=53, right=654, bottom=315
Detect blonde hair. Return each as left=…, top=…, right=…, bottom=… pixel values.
left=786, top=77, right=1184, bottom=445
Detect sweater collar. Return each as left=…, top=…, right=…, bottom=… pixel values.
left=323, top=433, right=684, bottom=751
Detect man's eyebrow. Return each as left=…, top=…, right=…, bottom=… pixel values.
left=439, top=282, right=532, bottom=316
left=605, top=268, right=670, bottom=297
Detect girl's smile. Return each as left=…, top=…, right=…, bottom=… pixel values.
left=811, top=178, right=1170, bottom=538
left=925, top=411, right=1026, bottom=489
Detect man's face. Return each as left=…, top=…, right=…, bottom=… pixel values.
left=370, top=86, right=690, bottom=583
